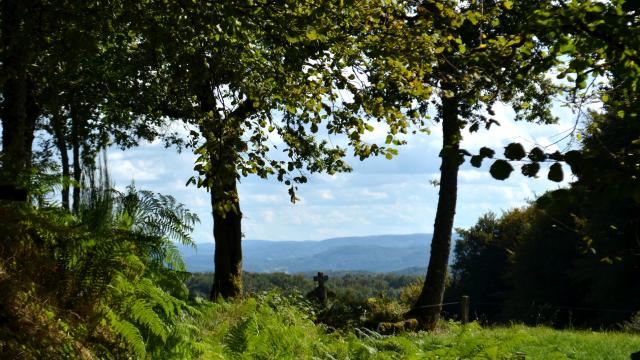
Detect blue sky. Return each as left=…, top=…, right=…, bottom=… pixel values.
left=108, top=102, right=579, bottom=242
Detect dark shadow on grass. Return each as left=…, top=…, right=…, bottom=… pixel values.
left=630, top=350, right=640, bottom=360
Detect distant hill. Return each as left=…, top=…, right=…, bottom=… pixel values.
left=178, top=233, right=434, bottom=273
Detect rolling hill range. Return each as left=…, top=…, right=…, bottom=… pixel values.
left=178, top=233, right=433, bottom=273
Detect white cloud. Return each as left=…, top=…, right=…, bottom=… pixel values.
left=263, top=210, right=275, bottom=223
left=458, top=169, right=490, bottom=182
left=110, top=159, right=165, bottom=181
left=320, top=190, right=334, bottom=200
left=361, top=188, right=388, bottom=200
left=103, top=95, right=580, bottom=242
left=252, top=194, right=280, bottom=203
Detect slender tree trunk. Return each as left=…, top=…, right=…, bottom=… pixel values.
left=0, top=0, right=34, bottom=201
left=53, top=114, right=71, bottom=211
left=23, top=80, right=38, bottom=167
left=209, top=172, right=243, bottom=300
left=409, top=91, right=462, bottom=330
left=71, top=109, right=82, bottom=214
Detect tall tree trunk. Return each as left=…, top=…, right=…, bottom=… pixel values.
left=71, top=109, right=82, bottom=215
left=409, top=91, right=462, bottom=330
left=0, top=0, right=35, bottom=201
left=209, top=172, right=243, bottom=300
left=53, top=113, right=70, bottom=211
left=196, top=83, right=248, bottom=300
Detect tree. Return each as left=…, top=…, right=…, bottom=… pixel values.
left=525, top=76, right=640, bottom=326
left=398, top=0, right=557, bottom=329
left=1, top=1, right=170, bottom=208
left=509, top=0, right=640, bottom=325
left=448, top=209, right=533, bottom=322
left=129, top=0, right=382, bottom=299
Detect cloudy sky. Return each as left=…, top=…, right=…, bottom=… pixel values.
left=108, top=102, right=579, bottom=242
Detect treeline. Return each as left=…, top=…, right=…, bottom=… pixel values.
left=187, top=272, right=421, bottom=303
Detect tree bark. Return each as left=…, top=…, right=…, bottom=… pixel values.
left=0, top=0, right=36, bottom=201
left=71, top=108, right=82, bottom=214
left=409, top=90, right=462, bottom=330
left=209, top=173, right=243, bottom=300
left=53, top=113, right=71, bottom=211
left=196, top=87, right=252, bottom=301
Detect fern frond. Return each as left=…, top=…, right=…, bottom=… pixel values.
left=225, top=317, right=252, bottom=355
left=107, top=310, right=146, bottom=358
left=131, top=300, right=168, bottom=342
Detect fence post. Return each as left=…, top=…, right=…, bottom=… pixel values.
left=461, top=295, right=470, bottom=324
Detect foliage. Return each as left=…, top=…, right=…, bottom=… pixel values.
left=447, top=208, right=534, bottom=323
left=483, top=0, right=640, bottom=182
left=451, top=198, right=638, bottom=328
left=186, top=292, right=640, bottom=359
left=0, top=170, right=204, bottom=358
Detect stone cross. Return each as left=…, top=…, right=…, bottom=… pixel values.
left=313, top=272, right=329, bottom=303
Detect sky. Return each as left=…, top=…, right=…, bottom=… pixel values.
left=107, top=102, right=579, bottom=243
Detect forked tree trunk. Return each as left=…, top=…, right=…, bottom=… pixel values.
left=409, top=90, right=462, bottom=330
left=209, top=175, right=243, bottom=300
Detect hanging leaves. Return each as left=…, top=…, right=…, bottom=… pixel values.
left=504, top=142, right=526, bottom=160
left=490, top=160, right=514, bottom=180
left=470, top=147, right=496, bottom=168
left=527, top=147, right=547, bottom=162
left=548, top=162, right=564, bottom=182
left=521, top=162, right=540, bottom=177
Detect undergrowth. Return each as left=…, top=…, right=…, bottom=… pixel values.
left=0, top=180, right=204, bottom=359
left=188, top=292, right=640, bottom=360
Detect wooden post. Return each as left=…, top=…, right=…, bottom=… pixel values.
left=461, top=295, right=470, bottom=324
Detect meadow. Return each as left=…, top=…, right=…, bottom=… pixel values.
left=189, top=293, right=640, bottom=360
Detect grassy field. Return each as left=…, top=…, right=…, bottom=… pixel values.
left=188, top=293, right=640, bottom=360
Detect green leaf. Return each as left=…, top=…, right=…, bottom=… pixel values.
left=490, top=160, right=514, bottom=180
left=306, top=27, right=318, bottom=41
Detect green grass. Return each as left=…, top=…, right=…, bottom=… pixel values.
left=186, top=293, right=640, bottom=360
